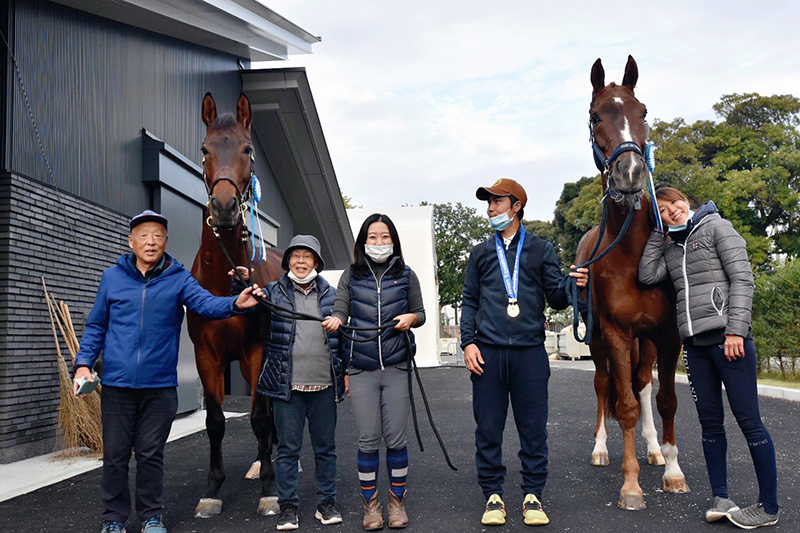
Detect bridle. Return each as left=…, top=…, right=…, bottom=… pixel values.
left=202, top=151, right=256, bottom=232
left=589, top=107, right=650, bottom=175
left=570, top=104, right=660, bottom=345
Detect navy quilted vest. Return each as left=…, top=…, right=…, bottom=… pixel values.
left=256, top=275, right=344, bottom=401
left=348, top=260, right=415, bottom=370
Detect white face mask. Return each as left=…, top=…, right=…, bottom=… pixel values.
left=287, top=268, right=318, bottom=284
left=365, top=244, right=393, bottom=263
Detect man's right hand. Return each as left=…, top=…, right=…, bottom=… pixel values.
left=464, top=343, right=485, bottom=376
left=73, top=366, right=93, bottom=396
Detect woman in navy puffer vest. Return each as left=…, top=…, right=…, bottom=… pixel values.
left=322, top=213, right=425, bottom=530
left=235, top=235, right=346, bottom=524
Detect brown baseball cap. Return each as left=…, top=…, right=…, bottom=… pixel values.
left=475, top=178, right=527, bottom=206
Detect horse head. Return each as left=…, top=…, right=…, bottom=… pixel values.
left=589, top=56, right=650, bottom=200
left=201, top=92, right=254, bottom=229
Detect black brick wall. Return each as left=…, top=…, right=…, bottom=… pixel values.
left=0, top=171, right=129, bottom=463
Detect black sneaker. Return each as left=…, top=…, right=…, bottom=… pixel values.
left=315, top=498, right=343, bottom=525
left=277, top=504, right=299, bottom=531
left=100, top=522, right=126, bottom=533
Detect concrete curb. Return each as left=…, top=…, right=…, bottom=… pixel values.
left=0, top=411, right=247, bottom=503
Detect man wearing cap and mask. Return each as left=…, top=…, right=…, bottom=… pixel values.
left=460, top=179, right=587, bottom=527
left=233, top=234, right=345, bottom=530
left=73, top=210, right=261, bottom=533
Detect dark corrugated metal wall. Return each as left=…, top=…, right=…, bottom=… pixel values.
left=11, top=0, right=244, bottom=216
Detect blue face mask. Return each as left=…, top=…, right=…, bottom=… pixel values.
left=667, top=210, right=694, bottom=233
left=489, top=206, right=517, bottom=232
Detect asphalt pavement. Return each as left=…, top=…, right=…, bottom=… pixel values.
left=1, top=363, right=797, bottom=532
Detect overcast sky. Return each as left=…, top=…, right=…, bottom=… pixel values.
left=257, top=0, right=800, bottom=221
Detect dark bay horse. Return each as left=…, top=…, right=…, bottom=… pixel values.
left=575, top=56, right=689, bottom=510
left=187, top=92, right=284, bottom=518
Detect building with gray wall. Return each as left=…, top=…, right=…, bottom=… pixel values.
left=0, top=0, right=352, bottom=463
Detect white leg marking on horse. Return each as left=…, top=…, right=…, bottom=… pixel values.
left=640, top=383, right=661, bottom=457
left=593, top=412, right=609, bottom=457
left=662, top=443, right=684, bottom=480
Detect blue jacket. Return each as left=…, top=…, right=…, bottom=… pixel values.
left=75, top=252, right=239, bottom=388
left=253, top=275, right=345, bottom=401
left=348, top=260, right=416, bottom=371
left=461, top=229, right=569, bottom=348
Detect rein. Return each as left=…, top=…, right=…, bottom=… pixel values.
left=569, top=195, right=636, bottom=344
left=205, top=192, right=457, bottom=470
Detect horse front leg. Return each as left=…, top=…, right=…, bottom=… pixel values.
left=637, top=339, right=664, bottom=466
left=252, top=393, right=279, bottom=515
left=591, top=342, right=611, bottom=466
left=607, top=333, right=646, bottom=511
left=656, top=334, right=690, bottom=494
left=195, top=358, right=227, bottom=518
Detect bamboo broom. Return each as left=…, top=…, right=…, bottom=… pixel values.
left=42, top=277, right=103, bottom=456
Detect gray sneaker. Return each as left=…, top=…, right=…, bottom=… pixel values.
left=706, top=496, right=739, bottom=522
left=728, top=503, right=779, bottom=529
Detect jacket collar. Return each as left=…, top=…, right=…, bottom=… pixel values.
left=118, top=252, right=180, bottom=280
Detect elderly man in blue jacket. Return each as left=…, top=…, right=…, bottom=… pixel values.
left=73, top=210, right=260, bottom=533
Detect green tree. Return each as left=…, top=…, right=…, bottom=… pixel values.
left=551, top=175, right=603, bottom=268
left=650, top=93, right=800, bottom=264
left=752, top=260, right=800, bottom=376
left=340, top=189, right=360, bottom=209
left=422, top=202, right=491, bottom=319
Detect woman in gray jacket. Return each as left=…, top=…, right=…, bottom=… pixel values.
left=638, top=187, right=779, bottom=529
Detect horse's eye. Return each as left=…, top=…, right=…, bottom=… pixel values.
left=201, top=147, right=209, bottom=156
left=243, top=146, right=253, bottom=155
left=590, top=113, right=601, bottom=125
left=643, top=108, right=648, bottom=119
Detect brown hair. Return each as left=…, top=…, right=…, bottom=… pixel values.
left=655, top=187, right=688, bottom=204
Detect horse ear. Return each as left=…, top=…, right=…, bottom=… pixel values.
left=591, top=58, right=605, bottom=92
left=202, top=92, right=217, bottom=127
left=622, top=55, right=638, bottom=91
left=236, top=93, right=253, bottom=131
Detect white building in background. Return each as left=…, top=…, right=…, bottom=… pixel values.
left=324, top=206, right=441, bottom=368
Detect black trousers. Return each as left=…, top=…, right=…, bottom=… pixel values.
left=101, top=386, right=178, bottom=523
left=471, top=343, right=550, bottom=499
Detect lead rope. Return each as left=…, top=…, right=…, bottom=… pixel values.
left=405, top=332, right=457, bottom=471
left=569, top=194, right=637, bottom=344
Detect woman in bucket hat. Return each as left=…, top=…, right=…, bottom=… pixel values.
left=234, top=235, right=346, bottom=531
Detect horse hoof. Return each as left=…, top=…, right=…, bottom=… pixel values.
left=245, top=460, right=261, bottom=480
left=663, top=476, right=691, bottom=494
left=617, top=491, right=646, bottom=511
left=195, top=498, right=223, bottom=518
left=258, top=496, right=280, bottom=516
left=648, top=452, right=665, bottom=466
left=591, top=452, right=610, bottom=466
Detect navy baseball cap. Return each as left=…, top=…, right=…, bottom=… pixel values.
left=130, top=210, right=168, bottom=231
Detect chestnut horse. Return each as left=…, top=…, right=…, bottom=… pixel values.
left=575, top=56, right=689, bottom=510
left=187, top=93, right=284, bottom=518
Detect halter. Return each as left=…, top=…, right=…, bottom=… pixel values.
left=571, top=107, right=663, bottom=344
left=202, top=151, right=256, bottom=229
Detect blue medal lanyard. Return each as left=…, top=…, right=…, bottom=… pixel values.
left=494, top=226, right=525, bottom=308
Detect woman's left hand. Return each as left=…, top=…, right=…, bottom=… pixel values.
left=724, top=334, right=745, bottom=361
left=392, top=313, right=417, bottom=331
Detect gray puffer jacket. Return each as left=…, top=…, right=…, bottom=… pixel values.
left=638, top=201, right=753, bottom=340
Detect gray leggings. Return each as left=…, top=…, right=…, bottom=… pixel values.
left=348, top=364, right=410, bottom=452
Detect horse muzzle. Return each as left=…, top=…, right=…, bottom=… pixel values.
left=608, top=152, right=648, bottom=195
left=207, top=195, right=242, bottom=228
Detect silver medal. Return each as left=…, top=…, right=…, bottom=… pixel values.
left=507, top=303, right=520, bottom=318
